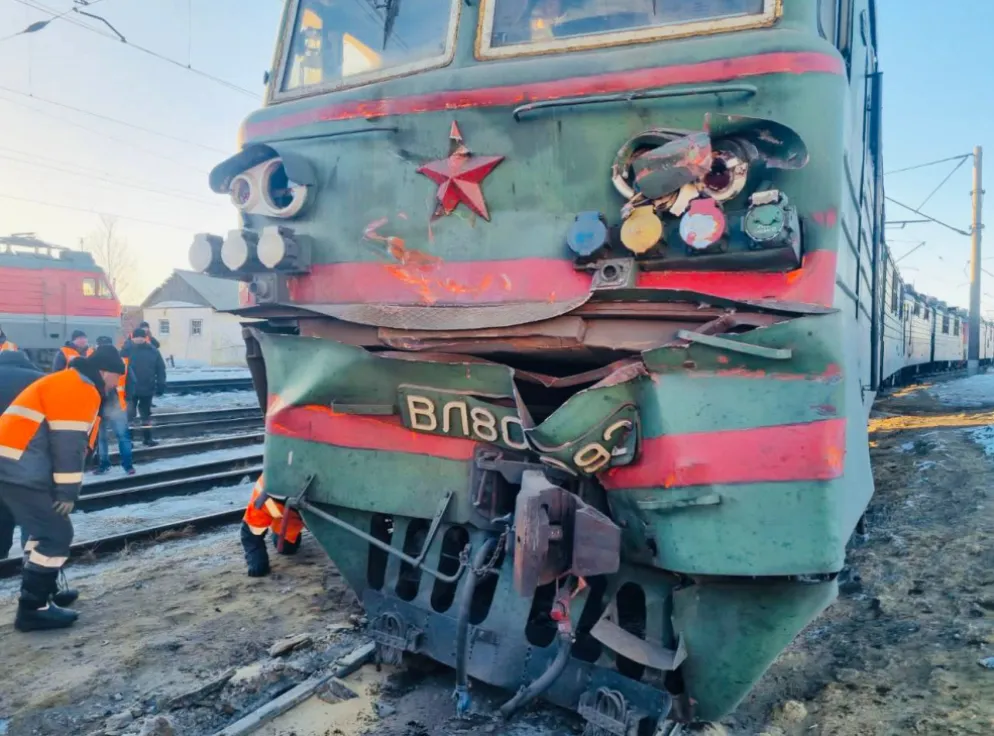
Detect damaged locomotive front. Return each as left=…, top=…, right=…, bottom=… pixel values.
left=191, top=0, right=872, bottom=731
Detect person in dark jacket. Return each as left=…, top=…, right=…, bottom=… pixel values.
left=52, top=330, right=91, bottom=372
left=121, top=322, right=160, bottom=353
left=0, top=348, right=43, bottom=559
left=123, top=329, right=166, bottom=447
left=0, top=325, right=18, bottom=352
left=0, top=345, right=125, bottom=631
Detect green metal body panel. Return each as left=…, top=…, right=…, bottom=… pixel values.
left=208, top=0, right=882, bottom=726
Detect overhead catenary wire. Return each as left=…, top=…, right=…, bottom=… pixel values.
left=0, top=152, right=226, bottom=208
left=2, top=0, right=116, bottom=41
left=0, top=92, right=213, bottom=174
left=885, top=153, right=973, bottom=176
left=0, top=192, right=218, bottom=232
left=0, top=83, right=229, bottom=155
left=5, top=0, right=259, bottom=98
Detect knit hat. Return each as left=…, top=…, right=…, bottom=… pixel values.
left=88, top=344, right=126, bottom=375
left=96, top=336, right=113, bottom=346
left=71, top=329, right=87, bottom=340
left=132, top=328, right=148, bottom=339
left=139, top=321, right=150, bottom=329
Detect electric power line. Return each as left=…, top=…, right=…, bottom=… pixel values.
left=0, top=84, right=229, bottom=155
left=0, top=91, right=213, bottom=174
left=7, top=0, right=258, bottom=98
left=885, top=154, right=972, bottom=176
left=917, top=155, right=970, bottom=210
left=0, top=192, right=219, bottom=232
left=2, top=0, right=116, bottom=41
left=0, top=151, right=226, bottom=208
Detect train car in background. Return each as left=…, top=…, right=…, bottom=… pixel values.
left=0, top=235, right=122, bottom=367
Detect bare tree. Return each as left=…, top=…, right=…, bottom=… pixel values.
left=83, top=215, right=137, bottom=301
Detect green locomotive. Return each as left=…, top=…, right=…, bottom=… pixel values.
left=192, top=0, right=884, bottom=729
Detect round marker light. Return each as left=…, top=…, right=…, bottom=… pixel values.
left=620, top=205, right=663, bottom=255
left=189, top=233, right=222, bottom=273
left=221, top=229, right=257, bottom=271
left=679, top=198, right=726, bottom=250
left=566, top=211, right=609, bottom=258
left=257, top=226, right=289, bottom=269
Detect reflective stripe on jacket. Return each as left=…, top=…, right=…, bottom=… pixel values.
left=0, top=341, right=18, bottom=352
left=115, top=357, right=129, bottom=411
left=0, top=368, right=102, bottom=500
left=243, top=474, right=304, bottom=543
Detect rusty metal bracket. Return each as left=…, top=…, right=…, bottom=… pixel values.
left=675, top=329, right=793, bottom=360
left=294, top=480, right=467, bottom=584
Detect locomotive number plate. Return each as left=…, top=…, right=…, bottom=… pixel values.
left=398, top=385, right=527, bottom=452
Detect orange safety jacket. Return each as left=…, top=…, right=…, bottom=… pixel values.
left=243, top=474, right=304, bottom=543
left=56, top=345, right=93, bottom=371
left=0, top=368, right=102, bottom=500
left=0, top=341, right=18, bottom=352
left=115, top=357, right=130, bottom=411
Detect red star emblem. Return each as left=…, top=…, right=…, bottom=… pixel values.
left=417, top=122, right=504, bottom=221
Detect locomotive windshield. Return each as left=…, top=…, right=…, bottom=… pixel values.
left=487, top=0, right=768, bottom=50
left=279, top=0, right=457, bottom=94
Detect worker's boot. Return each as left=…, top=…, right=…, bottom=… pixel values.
left=22, top=550, right=78, bottom=607
left=142, top=428, right=159, bottom=448
left=15, top=567, right=78, bottom=632
left=240, top=522, right=270, bottom=577
left=273, top=533, right=301, bottom=556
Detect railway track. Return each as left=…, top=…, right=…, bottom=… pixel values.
left=143, top=407, right=263, bottom=440
left=163, top=377, right=255, bottom=394
left=0, top=509, right=243, bottom=578
left=0, top=455, right=263, bottom=578
left=79, top=454, right=262, bottom=511
left=108, top=432, right=264, bottom=465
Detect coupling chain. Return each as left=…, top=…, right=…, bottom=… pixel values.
left=473, top=528, right=508, bottom=577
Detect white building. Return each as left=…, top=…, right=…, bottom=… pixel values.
left=141, top=271, right=247, bottom=366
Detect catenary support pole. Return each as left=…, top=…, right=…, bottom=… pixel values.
left=968, top=146, right=984, bottom=375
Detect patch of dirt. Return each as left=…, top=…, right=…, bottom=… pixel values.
left=0, top=530, right=362, bottom=736
left=727, top=405, right=994, bottom=735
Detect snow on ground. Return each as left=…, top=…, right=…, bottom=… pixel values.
left=154, top=390, right=260, bottom=413
left=926, top=371, right=994, bottom=408
left=166, top=366, right=251, bottom=382
left=968, top=425, right=994, bottom=456
left=4, top=482, right=254, bottom=561
left=85, top=442, right=262, bottom=483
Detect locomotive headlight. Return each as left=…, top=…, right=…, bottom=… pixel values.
left=229, top=175, right=256, bottom=211
left=221, top=229, right=258, bottom=271
left=189, top=233, right=223, bottom=273
left=702, top=150, right=748, bottom=202
left=261, top=159, right=307, bottom=218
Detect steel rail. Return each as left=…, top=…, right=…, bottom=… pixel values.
left=163, top=378, right=255, bottom=394
left=77, top=466, right=262, bottom=512
left=82, top=455, right=263, bottom=496
left=0, top=509, right=245, bottom=578
left=108, top=432, right=264, bottom=465
left=150, top=407, right=262, bottom=426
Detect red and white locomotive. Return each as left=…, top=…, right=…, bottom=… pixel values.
left=0, top=235, right=122, bottom=367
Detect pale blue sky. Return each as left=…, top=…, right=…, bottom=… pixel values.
left=0, top=0, right=988, bottom=311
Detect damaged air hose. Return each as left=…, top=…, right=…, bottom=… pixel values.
left=499, top=624, right=573, bottom=719
left=453, top=537, right=498, bottom=715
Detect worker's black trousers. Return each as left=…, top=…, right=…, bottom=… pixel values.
left=0, top=483, right=73, bottom=570
left=128, top=396, right=155, bottom=444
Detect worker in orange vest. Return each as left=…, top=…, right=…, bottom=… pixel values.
left=0, top=326, right=17, bottom=352
left=240, top=474, right=304, bottom=577
left=0, top=344, right=125, bottom=631
left=92, top=336, right=135, bottom=476
left=52, top=330, right=92, bottom=371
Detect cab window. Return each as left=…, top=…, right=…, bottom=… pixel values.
left=98, top=280, right=113, bottom=298
left=82, top=278, right=97, bottom=297
left=483, top=0, right=772, bottom=56
left=278, top=0, right=457, bottom=95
